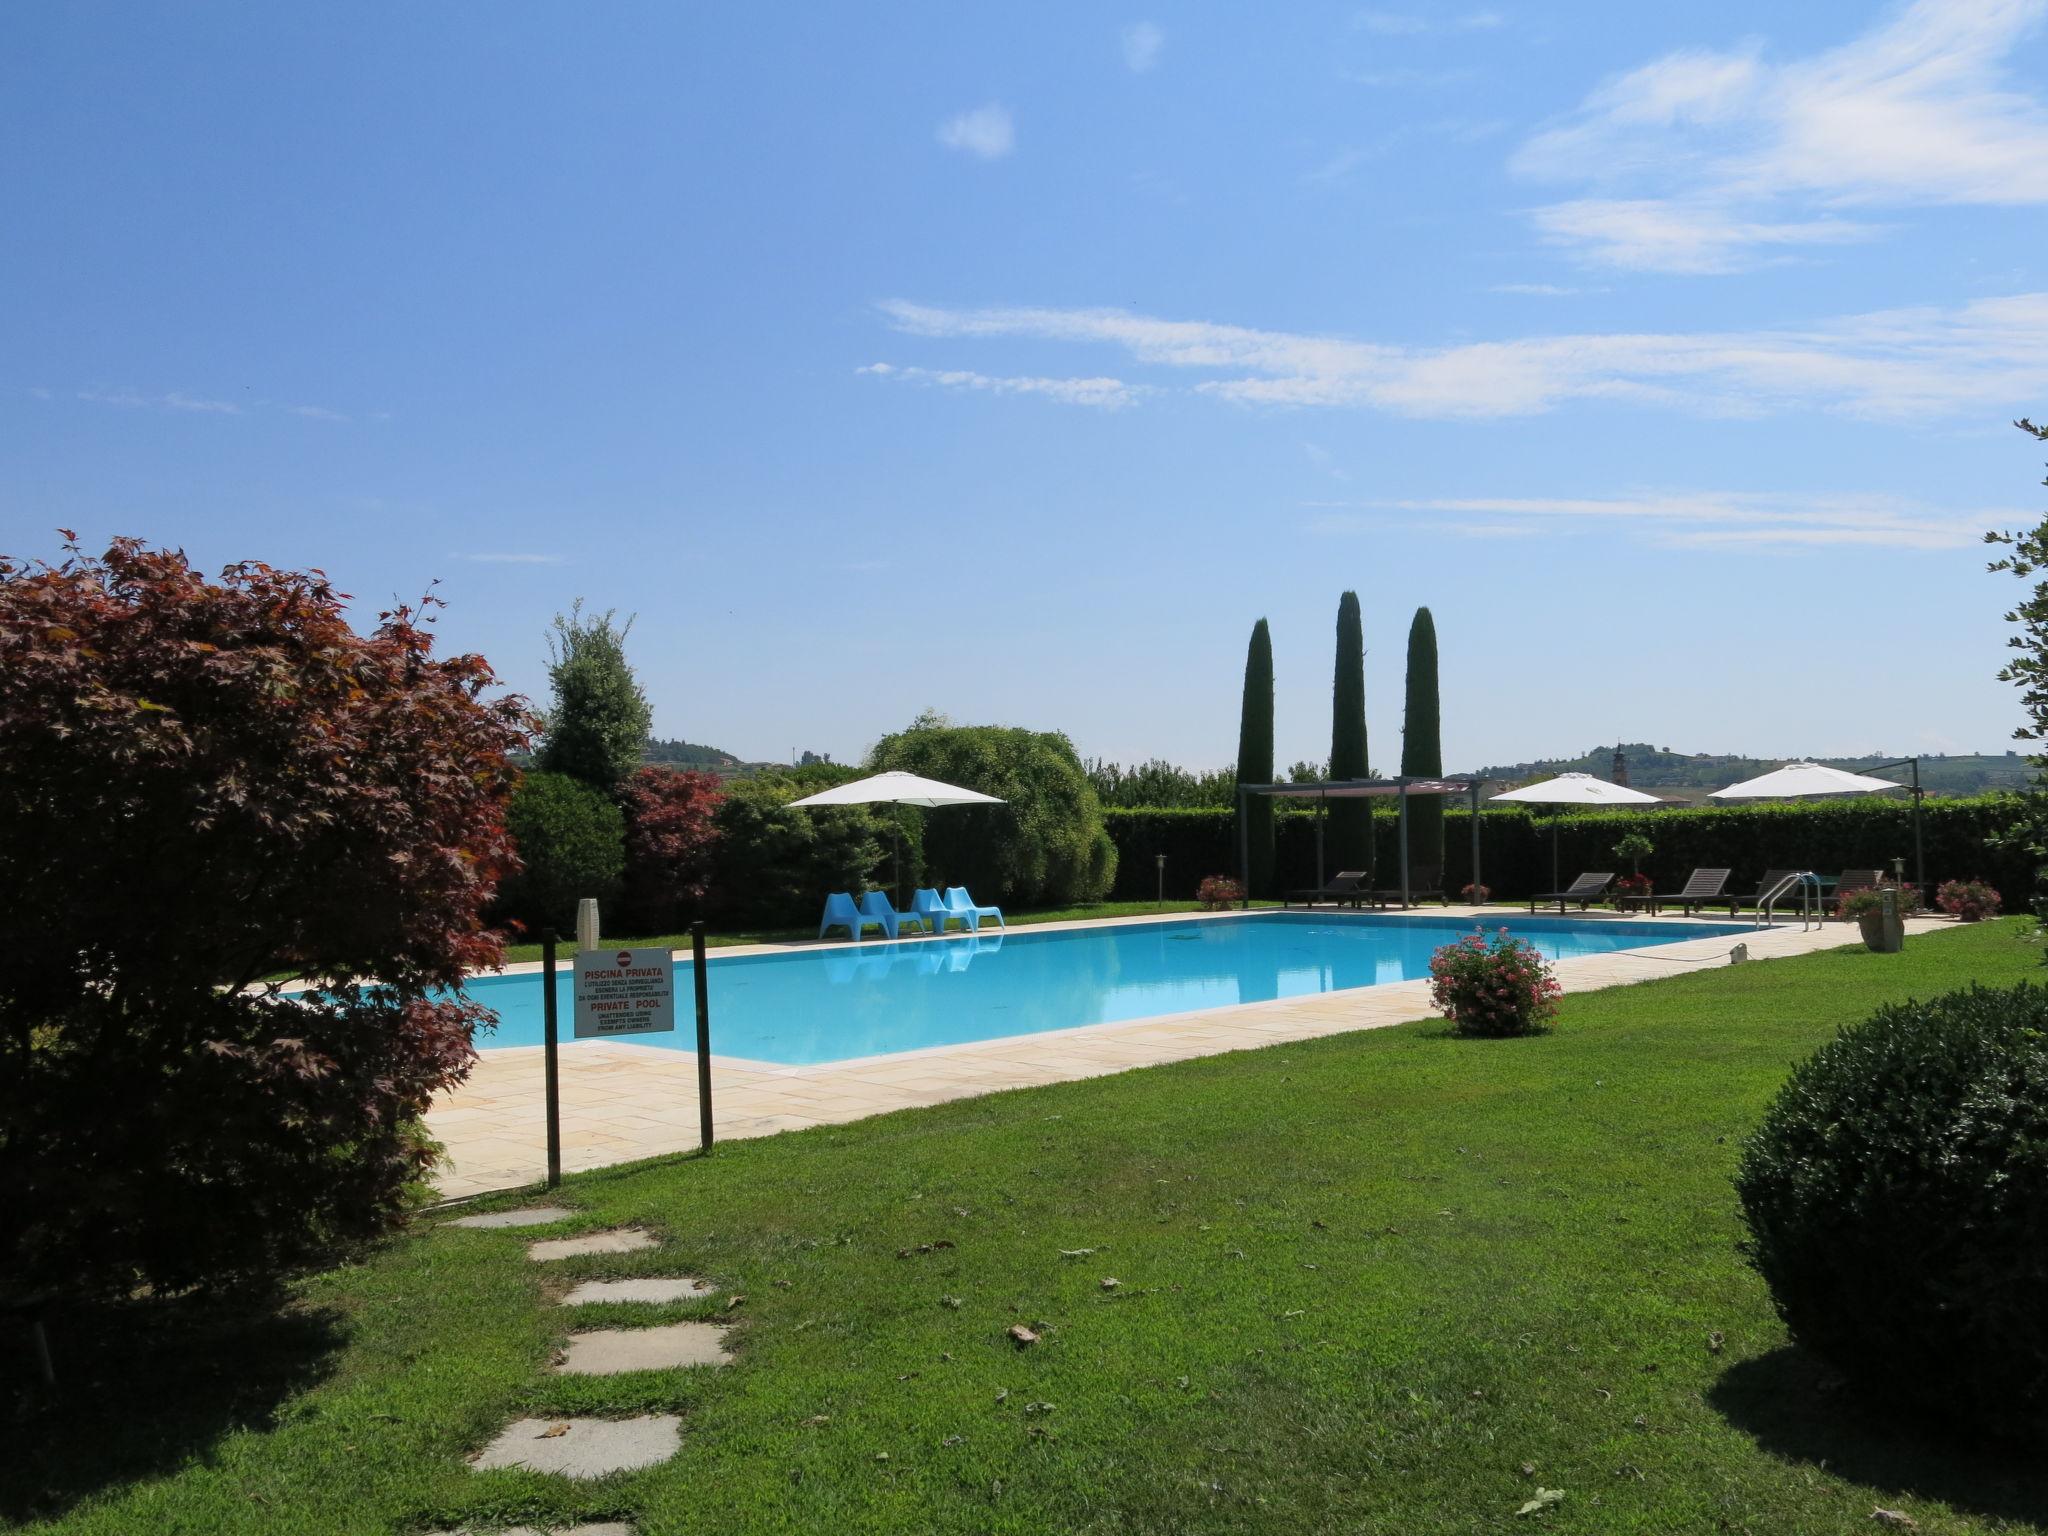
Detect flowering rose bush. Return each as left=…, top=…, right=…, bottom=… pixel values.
left=1197, top=874, right=1244, bottom=911
left=1839, top=884, right=1921, bottom=923
left=1613, top=873, right=1653, bottom=897
left=1428, top=928, right=1562, bottom=1037
left=1936, top=878, right=2002, bottom=921
left=1459, top=882, right=1491, bottom=902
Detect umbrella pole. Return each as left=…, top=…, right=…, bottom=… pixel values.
left=1551, top=816, right=1560, bottom=904
left=894, top=810, right=904, bottom=910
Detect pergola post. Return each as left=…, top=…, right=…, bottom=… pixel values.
left=1470, top=781, right=1484, bottom=905
left=1398, top=782, right=1412, bottom=909
left=1236, top=783, right=1251, bottom=912
left=1315, top=787, right=1326, bottom=895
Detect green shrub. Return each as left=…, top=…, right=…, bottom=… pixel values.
left=1330, top=594, right=1371, bottom=875
left=498, top=770, right=625, bottom=934
left=868, top=720, right=1116, bottom=906
left=1236, top=619, right=1276, bottom=897
left=705, top=774, right=891, bottom=928
left=1735, top=981, right=2048, bottom=1437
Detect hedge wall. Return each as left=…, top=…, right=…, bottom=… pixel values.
left=1104, top=794, right=2028, bottom=902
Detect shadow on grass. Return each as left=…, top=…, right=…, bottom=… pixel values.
left=0, top=1292, right=344, bottom=1524
left=1709, top=1347, right=2048, bottom=1527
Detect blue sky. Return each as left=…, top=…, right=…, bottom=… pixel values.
left=5, top=2, right=2048, bottom=774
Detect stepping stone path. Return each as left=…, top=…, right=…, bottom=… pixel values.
left=450, top=1220, right=725, bottom=1489
left=561, top=1277, right=716, bottom=1306
left=447, top=1206, right=576, bottom=1229
left=431, top=1525, right=635, bottom=1536
left=555, top=1322, right=734, bottom=1375
left=527, top=1228, right=658, bottom=1261
left=470, top=1415, right=682, bottom=1478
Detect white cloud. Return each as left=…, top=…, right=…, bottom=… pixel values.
left=937, top=103, right=1015, bottom=160
left=286, top=403, right=350, bottom=422
left=1122, top=21, right=1164, bottom=72
left=1488, top=282, right=1585, bottom=295
left=1514, top=0, right=2048, bottom=271
left=78, top=385, right=241, bottom=414
left=1356, top=11, right=1428, bottom=36
left=876, top=290, right=2048, bottom=421
left=858, top=361, right=1143, bottom=410
left=1310, top=489, right=2011, bottom=550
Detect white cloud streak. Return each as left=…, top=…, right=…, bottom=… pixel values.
left=1514, top=0, right=2048, bottom=271
left=1309, top=490, right=2010, bottom=550
left=937, top=103, right=1015, bottom=160
left=857, top=361, right=1143, bottom=410
left=1122, top=21, right=1164, bottom=72
left=877, top=291, right=2048, bottom=420
left=78, top=385, right=241, bottom=414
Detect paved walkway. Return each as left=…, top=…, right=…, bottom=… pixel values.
left=425, top=906, right=1945, bottom=1199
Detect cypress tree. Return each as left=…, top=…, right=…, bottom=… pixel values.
left=1328, top=592, right=1372, bottom=876
left=1401, top=605, right=1444, bottom=876
left=1234, top=618, right=1275, bottom=897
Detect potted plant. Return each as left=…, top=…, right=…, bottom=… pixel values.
left=1460, top=882, right=1491, bottom=903
left=1935, top=878, right=2001, bottom=921
left=1610, top=832, right=1654, bottom=908
left=1196, top=874, right=1244, bottom=911
left=1838, top=884, right=1920, bottom=950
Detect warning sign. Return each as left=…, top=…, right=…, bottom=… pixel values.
left=572, top=946, right=677, bottom=1039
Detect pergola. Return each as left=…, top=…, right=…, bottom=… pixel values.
left=1235, top=776, right=1488, bottom=910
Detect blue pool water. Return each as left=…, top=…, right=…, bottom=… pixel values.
left=462, top=912, right=1748, bottom=1065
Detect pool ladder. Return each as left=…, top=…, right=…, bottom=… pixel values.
left=1756, top=871, right=1821, bottom=931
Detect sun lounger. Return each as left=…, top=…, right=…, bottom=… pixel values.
left=856, top=890, right=926, bottom=941
left=1363, top=864, right=1445, bottom=907
left=1654, top=868, right=1735, bottom=916
left=943, top=886, right=1005, bottom=931
left=1527, top=872, right=1613, bottom=913
left=1286, top=870, right=1369, bottom=907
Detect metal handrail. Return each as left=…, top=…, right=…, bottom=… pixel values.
left=1756, top=871, right=1819, bottom=930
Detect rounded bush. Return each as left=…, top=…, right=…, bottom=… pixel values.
left=1735, top=981, right=2048, bottom=1437
left=1427, top=928, right=1560, bottom=1037
left=498, top=769, right=625, bottom=934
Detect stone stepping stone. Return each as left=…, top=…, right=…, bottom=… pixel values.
left=560, top=1277, right=716, bottom=1307
left=527, top=1228, right=657, bottom=1262
left=432, top=1525, right=635, bottom=1536
left=555, top=1322, right=733, bottom=1375
left=447, top=1206, right=577, bottom=1230
left=470, top=1414, right=681, bottom=1477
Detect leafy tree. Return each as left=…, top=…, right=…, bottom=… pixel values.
left=1400, top=606, right=1444, bottom=874
left=497, top=771, right=625, bottom=935
left=1329, top=592, right=1372, bottom=876
left=706, top=773, right=890, bottom=927
left=0, top=538, right=528, bottom=1306
left=534, top=601, right=652, bottom=790
left=1235, top=618, right=1276, bottom=896
left=618, top=766, right=724, bottom=932
left=869, top=720, right=1116, bottom=905
left=1988, top=417, right=2048, bottom=939
left=1086, top=757, right=1235, bottom=808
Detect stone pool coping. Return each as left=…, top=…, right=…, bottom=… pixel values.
left=424, top=905, right=1950, bottom=1200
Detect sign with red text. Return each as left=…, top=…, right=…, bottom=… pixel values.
left=572, top=947, right=677, bottom=1039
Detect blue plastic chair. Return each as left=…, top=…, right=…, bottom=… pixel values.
left=819, top=891, right=865, bottom=940
left=857, top=890, right=927, bottom=941
left=911, top=887, right=958, bottom=934
left=943, top=886, right=1005, bottom=931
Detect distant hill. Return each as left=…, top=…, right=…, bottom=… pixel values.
left=1469, top=743, right=2030, bottom=800
left=642, top=736, right=741, bottom=768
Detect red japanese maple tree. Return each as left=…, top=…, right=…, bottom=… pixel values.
left=0, top=538, right=530, bottom=1302
left=618, top=765, right=723, bottom=932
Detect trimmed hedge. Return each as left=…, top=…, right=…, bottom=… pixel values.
left=1737, top=980, right=2048, bottom=1437
left=1104, top=794, right=2029, bottom=902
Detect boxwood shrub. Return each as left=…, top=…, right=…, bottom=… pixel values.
left=1735, top=980, right=2048, bottom=1437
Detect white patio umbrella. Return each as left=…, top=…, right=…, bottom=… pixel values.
left=786, top=771, right=1005, bottom=904
left=1709, top=762, right=1900, bottom=799
left=1712, top=760, right=1920, bottom=892
left=1490, top=772, right=1663, bottom=894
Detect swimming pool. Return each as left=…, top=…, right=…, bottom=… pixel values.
left=460, top=912, right=1748, bottom=1065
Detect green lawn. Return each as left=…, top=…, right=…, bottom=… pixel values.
left=496, top=899, right=1275, bottom=963
left=13, top=920, right=2048, bottom=1534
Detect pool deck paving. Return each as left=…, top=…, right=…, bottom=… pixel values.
left=426, top=905, right=1949, bottom=1200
